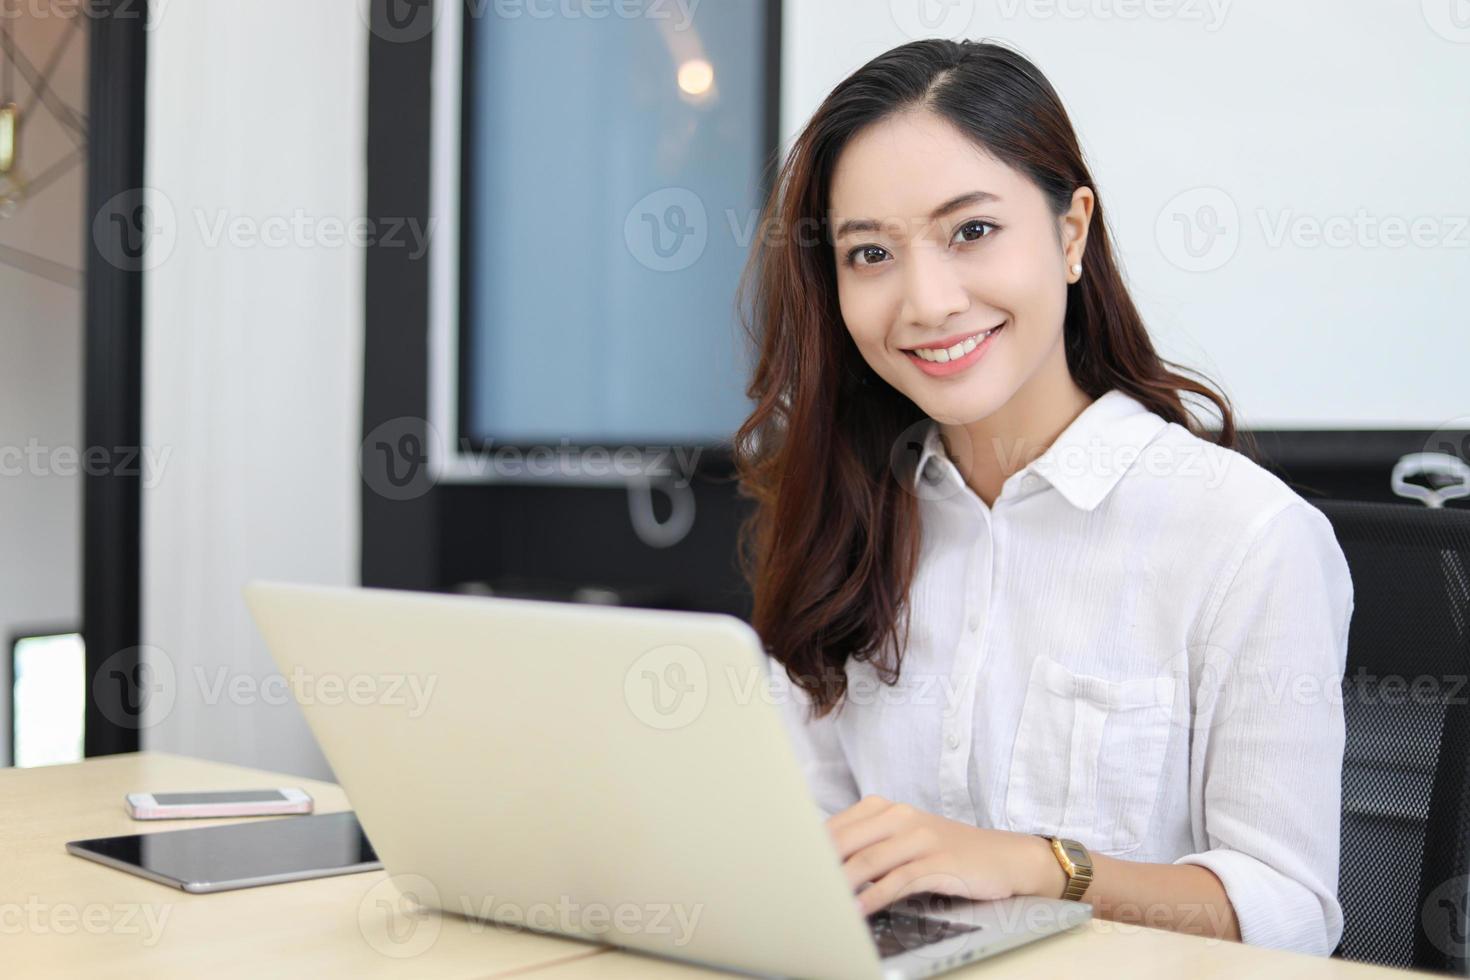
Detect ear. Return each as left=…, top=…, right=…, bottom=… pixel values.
left=1059, top=186, right=1095, bottom=272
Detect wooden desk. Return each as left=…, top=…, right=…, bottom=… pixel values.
left=0, top=753, right=1432, bottom=979
left=0, top=752, right=599, bottom=978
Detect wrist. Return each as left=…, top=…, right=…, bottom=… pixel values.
left=1019, top=833, right=1068, bottom=898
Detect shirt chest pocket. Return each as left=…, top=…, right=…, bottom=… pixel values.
left=1004, top=654, right=1178, bottom=856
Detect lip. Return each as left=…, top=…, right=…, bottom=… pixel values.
left=902, top=321, right=1006, bottom=377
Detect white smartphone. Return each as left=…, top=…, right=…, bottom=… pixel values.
left=124, top=788, right=314, bottom=820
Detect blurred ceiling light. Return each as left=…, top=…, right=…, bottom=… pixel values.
left=677, top=58, right=714, bottom=98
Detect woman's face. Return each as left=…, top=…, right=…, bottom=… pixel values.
left=828, top=109, right=1092, bottom=426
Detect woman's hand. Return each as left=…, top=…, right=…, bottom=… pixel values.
left=827, top=795, right=1065, bottom=916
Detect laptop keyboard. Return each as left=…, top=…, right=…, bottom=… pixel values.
left=867, top=908, right=983, bottom=959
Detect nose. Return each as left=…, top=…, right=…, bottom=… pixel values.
left=899, top=241, right=970, bottom=330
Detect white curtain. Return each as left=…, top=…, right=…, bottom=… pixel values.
left=142, top=0, right=366, bottom=779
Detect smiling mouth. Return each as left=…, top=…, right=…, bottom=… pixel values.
left=903, top=322, right=1005, bottom=364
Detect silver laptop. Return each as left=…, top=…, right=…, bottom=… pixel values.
left=244, top=581, right=1090, bottom=979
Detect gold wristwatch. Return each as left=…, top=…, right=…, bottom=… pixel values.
left=1037, top=835, right=1093, bottom=901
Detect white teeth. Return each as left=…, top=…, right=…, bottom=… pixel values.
left=911, top=325, right=1000, bottom=363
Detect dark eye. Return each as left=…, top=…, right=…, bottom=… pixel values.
left=953, top=220, right=998, bottom=244
left=846, top=244, right=890, bottom=268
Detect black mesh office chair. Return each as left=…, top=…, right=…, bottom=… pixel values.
left=1312, top=499, right=1470, bottom=974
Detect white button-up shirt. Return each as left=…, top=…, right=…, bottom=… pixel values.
left=769, top=388, right=1355, bottom=956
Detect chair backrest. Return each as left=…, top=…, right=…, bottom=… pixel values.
left=1312, top=499, right=1470, bottom=973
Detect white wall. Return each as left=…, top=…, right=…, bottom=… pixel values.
left=129, top=0, right=1462, bottom=777
left=783, top=0, right=1470, bottom=429
left=142, top=0, right=367, bottom=779
left=0, top=11, right=88, bottom=764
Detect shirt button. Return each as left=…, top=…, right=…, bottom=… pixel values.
left=1022, top=474, right=1037, bottom=488
left=945, top=733, right=960, bottom=749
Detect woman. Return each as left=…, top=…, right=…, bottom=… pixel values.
left=734, top=38, right=1353, bottom=957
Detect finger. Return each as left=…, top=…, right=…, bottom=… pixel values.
left=829, top=801, right=917, bottom=861
left=825, top=795, right=890, bottom=834
left=841, top=830, right=933, bottom=892
left=856, top=855, right=950, bottom=918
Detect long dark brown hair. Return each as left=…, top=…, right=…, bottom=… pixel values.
left=733, top=38, right=1254, bottom=719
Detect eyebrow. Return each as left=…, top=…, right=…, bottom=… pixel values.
left=833, top=190, right=1002, bottom=240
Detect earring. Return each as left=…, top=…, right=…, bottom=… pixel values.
left=1071, top=263, right=1082, bottom=276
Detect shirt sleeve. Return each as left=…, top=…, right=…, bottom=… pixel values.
left=1172, top=500, right=1355, bottom=956
left=766, top=656, right=862, bottom=818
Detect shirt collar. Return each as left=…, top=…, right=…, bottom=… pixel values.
left=911, top=389, right=1170, bottom=511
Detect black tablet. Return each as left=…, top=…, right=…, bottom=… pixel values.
left=66, top=810, right=381, bottom=893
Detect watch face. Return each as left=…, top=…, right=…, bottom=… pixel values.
left=1060, top=840, right=1089, bottom=865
